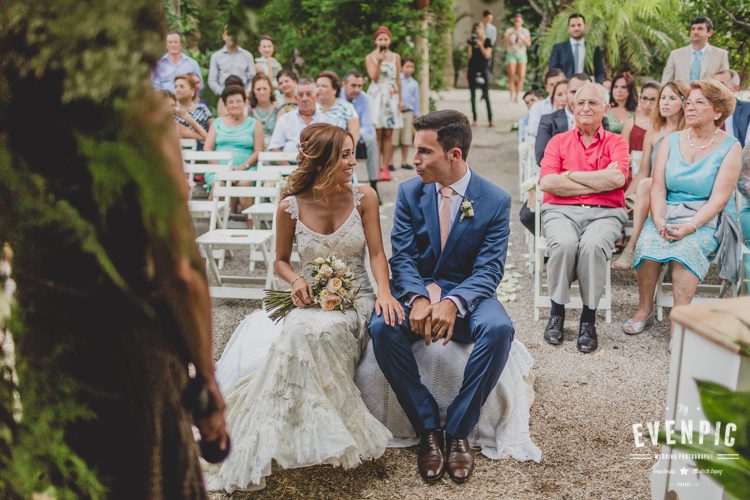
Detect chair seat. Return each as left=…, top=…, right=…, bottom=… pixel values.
left=196, top=229, right=272, bottom=246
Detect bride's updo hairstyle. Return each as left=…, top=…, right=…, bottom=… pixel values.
left=282, top=123, right=353, bottom=199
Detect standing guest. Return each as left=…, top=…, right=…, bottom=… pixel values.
left=466, top=22, right=494, bottom=127
left=613, top=80, right=690, bottom=270
left=151, top=32, right=203, bottom=92
left=482, top=9, right=498, bottom=46
left=269, top=79, right=322, bottom=153
left=712, top=69, right=750, bottom=147
left=316, top=70, right=359, bottom=141
left=548, top=13, right=606, bottom=83
left=661, top=17, right=729, bottom=84
left=503, top=14, right=531, bottom=103
left=535, top=73, right=592, bottom=165
left=207, top=26, right=255, bottom=96
left=538, top=83, right=630, bottom=352
left=622, top=81, right=661, bottom=154
left=249, top=73, right=278, bottom=148
left=525, top=68, right=566, bottom=141
left=518, top=89, right=543, bottom=141
left=626, top=81, right=740, bottom=338
left=276, top=69, right=299, bottom=116
left=607, top=72, right=637, bottom=134
left=601, top=78, right=612, bottom=92
left=394, top=56, right=420, bottom=171
left=255, top=35, right=282, bottom=87
left=203, top=86, right=264, bottom=194
left=367, top=26, right=404, bottom=181
left=174, top=74, right=213, bottom=148
left=551, top=80, right=569, bottom=111
left=341, top=70, right=380, bottom=197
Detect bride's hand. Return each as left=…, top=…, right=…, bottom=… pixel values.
left=291, top=276, right=313, bottom=307
left=375, top=292, right=405, bottom=326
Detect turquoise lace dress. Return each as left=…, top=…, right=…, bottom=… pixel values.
left=634, top=132, right=738, bottom=279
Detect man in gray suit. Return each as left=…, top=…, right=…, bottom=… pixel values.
left=661, top=16, right=729, bottom=84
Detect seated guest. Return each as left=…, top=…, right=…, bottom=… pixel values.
left=607, top=72, right=637, bottom=134
left=203, top=86, right=264, bottom=193
left=738, top=141, right=750, bottom=292
left=712, top=69, right=750, bottom=147
left=276, top=69, right=299, bottom=116
left=518, top=89, right=543, bottom=141
left=622, top=81, right=660, bottom=155
left=538, top=83, right=630, bottom=353
left=551, top=79, right=569, bottom=111
left=249, top=73, right=278, bottom=148
left=268, top=79, right=322, bottom=153
left=173, top=74, right=213, bottom=148
left=535, top=73, right=592, bottom=165
left=217, top=75, right=245, bottom=118
left=316, top=70, right=359, bottom=141
left=626, top=80, right=741, bottom=337
left=187, top=71, right=206, bottom=104
left=613, top=80, right=690, bottom=270
left=524, top=68, right=566, bottom=141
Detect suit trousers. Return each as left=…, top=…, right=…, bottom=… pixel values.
left=370, top=297, right=513, bottom=438
left=361, top=130, right=379, bottom=182
left=541, top=204, right=627, bottom=308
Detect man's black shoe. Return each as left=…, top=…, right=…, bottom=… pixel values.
left=543, top=315, right=564, bottom=345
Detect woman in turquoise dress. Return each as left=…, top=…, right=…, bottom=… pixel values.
left=624, top=80, right=742, bottom=337
left=203, top=86, right=264, bottom=192
left=738, top=141, right=750, bottom=292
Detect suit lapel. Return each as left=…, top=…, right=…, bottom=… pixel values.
left=435, top=173, right=483, bottom=271
left=420, top=183, right=441, bottom=260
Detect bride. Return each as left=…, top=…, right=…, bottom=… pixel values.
left=204, top=123, right=403, bottom=492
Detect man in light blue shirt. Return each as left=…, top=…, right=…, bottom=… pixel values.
left=341, top=70, right=380, bottom=196
left=151, top=32, right=203, bottom=92
left=394, top=56, right=420, bottom=170
left=208, top=26, right=256, bottom=95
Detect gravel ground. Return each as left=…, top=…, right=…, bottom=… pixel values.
left=207, top=90, right=670, bottom=499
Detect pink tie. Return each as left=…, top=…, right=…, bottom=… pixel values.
left=426, top=186, right=454, bottom=304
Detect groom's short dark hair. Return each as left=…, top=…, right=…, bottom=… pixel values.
left=413, top=110, right=472, bottom=161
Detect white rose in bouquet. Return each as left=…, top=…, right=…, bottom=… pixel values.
left=318, top=264, right=333, bottom=278
left=314, top=257, right=326, bottom=265
left=326, top=277, right=343, bottom=293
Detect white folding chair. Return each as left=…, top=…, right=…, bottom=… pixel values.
left=196, top=171, right=280, bottom=300
left=533, top=185, right=613, bottom=323
left=182, top=150, right=234, bottom=228
left=180, top=138, right=198, bottom=151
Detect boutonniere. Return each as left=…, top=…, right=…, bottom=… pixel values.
left=459, top=200, right=475, bottom=222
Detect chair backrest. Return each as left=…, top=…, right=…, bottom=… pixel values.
left=180, top=138, right=198, bottom=151
left=209, top=170, right=281, bottom=229
left=182, top=150, right=234, bottom=165
left=258, top=151, right=298, bottom=166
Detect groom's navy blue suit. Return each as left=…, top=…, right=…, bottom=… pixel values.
left=370, top=170, right=514, bottom=439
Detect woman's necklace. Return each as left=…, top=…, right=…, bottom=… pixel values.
left=687, top=127, right=719, bottom=150
left=255, top=105, right=272, bottom=119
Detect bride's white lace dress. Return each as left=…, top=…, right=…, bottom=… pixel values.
left=204, top=187, right=392, bottom=493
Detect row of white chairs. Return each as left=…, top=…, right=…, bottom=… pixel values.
left=182, top=149, right=298, bottom=300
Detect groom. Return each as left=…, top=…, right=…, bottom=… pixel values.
left=370, top=110, right=513, bottom=484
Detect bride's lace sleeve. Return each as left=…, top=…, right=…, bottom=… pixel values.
left=740, top=143, right=750, bottom=198
left=282, top=196, right=299, bottom=221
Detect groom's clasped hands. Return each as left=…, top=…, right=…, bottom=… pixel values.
left=408, top=296, right=458, bottom=346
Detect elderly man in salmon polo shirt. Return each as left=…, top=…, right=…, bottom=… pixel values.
left=538, top=82, right=630, bottom=353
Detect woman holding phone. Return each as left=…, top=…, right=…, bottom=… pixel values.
left=366, top=25, right=403, bottom=182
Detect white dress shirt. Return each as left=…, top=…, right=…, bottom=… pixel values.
left=525, top=97, right=554, bottom=141
left=569, top=38, right=585, bottom=74
left=268, top=109, right=322, bottom=152
left=406, top=168, right=472, bottom=317
left=565, top=107, right=575, bottom=130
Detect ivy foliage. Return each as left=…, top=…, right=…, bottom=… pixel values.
left=1, top=0, right=190, bottom=497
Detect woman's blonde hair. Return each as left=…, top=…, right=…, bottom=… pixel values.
left=652, top=80, right=690, bottom=131
left=282, top=123, right=353, bottom=200
left=689, top=79, right=737, bottom=127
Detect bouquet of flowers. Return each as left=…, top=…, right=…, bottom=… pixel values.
left=263, top=255, right=359, bottom=323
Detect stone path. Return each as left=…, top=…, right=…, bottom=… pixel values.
left=209, top=89, right=669, bottom=499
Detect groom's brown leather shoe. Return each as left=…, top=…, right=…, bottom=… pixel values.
left=446, top=436, right=474, bottom=483
left=417, top=430, right=445, bottom=483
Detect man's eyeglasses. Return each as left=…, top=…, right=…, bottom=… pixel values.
left=574, top=99, right=603, bottom=108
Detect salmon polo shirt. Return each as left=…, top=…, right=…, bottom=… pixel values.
left=539, top=125, right=631, bottom=208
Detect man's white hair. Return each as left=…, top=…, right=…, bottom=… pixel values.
left=296, top=79, right=317, bottom=94
left=573, top=82, right=610, bottom=105
left=714, top=69, right=741, bottom=87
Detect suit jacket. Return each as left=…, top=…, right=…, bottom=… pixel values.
left=535, top=109, right=611, bottom=165
left=733, top=99, right=750, bottom=148
left=549, top=40, right=605, bottom=83
left=390, top=172, right=510, bottom=314
left=660, top=45, right=729, bottom=84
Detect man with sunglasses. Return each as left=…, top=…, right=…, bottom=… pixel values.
left=537, top=83, right=630, bottom=353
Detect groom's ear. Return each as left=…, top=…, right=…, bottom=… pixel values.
left=448, top=147, right=462, bottom=162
